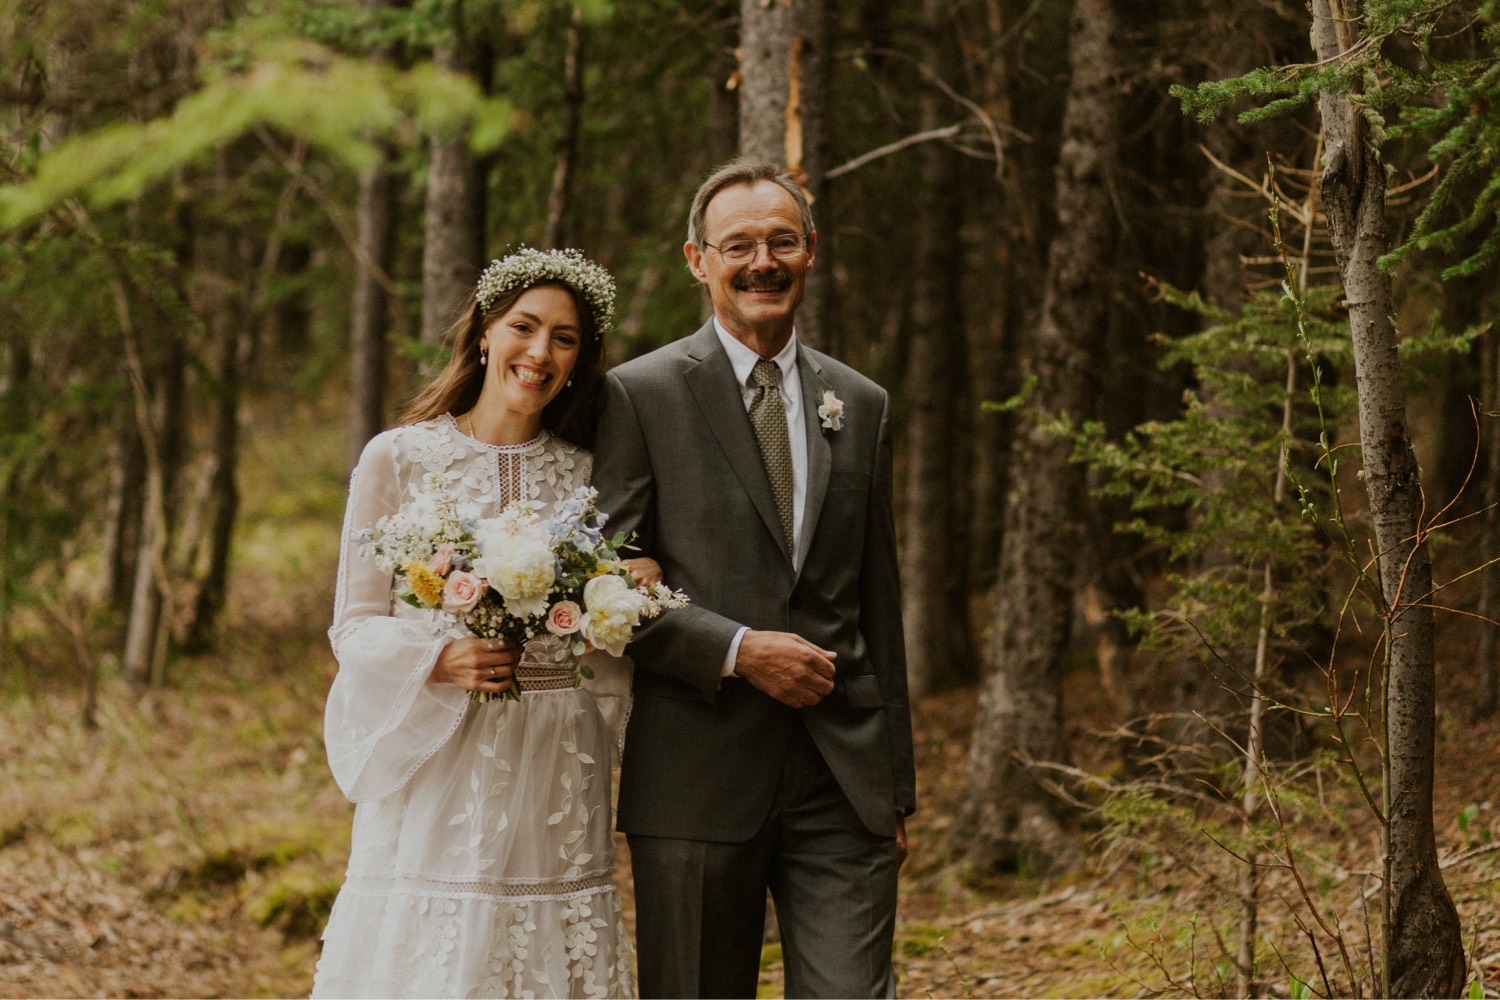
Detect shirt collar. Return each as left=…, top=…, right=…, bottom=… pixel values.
left=713, top=317, right=798, bottom=388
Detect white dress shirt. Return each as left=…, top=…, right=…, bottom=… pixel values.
left=713, top=318, right=808, bottom=677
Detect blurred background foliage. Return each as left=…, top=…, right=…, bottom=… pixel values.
left=5, top=0, right=1500, bottom=993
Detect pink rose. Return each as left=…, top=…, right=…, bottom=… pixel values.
left=546, top=600, right=583, bottom=636
left=428, top=547, right=456, bottom=576
left=442, top=571, right=484, bottom=613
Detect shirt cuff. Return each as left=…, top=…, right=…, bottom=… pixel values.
left=721, top=626, right=749, bottom=679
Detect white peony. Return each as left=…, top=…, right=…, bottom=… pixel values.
left=473, top=520, right=556, bottom=619
left=579, top=574, right=646, bottom=657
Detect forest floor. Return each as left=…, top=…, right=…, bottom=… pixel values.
left=3, top=394, right=1499, bottom=999
left=3, top=633, right=1498, bottom=999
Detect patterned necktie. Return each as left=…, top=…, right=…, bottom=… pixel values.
left=749, top=358, right=795, bottom=551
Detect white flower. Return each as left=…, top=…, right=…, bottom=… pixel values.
left=475, top=247, right=616, bottom=336
left=473, top=519, right=555, bottom=619
left=817, top=389, right=844, bottom=431
left=579, top=574, right=645, bottom=657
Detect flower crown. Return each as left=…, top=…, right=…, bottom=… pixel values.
left=475, top=247, right=616, bottom=338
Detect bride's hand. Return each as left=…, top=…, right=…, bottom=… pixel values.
left=430, top=637, right=518, bottom=695
left=623, top=557, right=662, bottom=588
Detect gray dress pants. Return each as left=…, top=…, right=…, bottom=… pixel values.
left=628, top=724, right=900, bottom=999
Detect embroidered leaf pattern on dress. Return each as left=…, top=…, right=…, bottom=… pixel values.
left=313, top=418, right=632, bottom=1000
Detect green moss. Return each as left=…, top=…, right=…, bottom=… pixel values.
left=160, top=816, right=347, bottom=906
left=244, top=861, right=340, bottom=938
left=165, top=892, right=218, bottom=924
left=896, top=922, right=950, bottom=959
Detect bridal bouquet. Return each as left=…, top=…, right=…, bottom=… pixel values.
left=354, top=476, right=688, bottom=701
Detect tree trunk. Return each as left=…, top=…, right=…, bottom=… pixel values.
left=1309, top=2, right=1465, bottom=995
left=950, top=0, right=1121, bottom=875
left=0, top=336, right=32, bottom=647
left=122, top=324, right=186, bottom=688
left=543, top=7, right=585, bottom=250
left=421, top=37, right=487, bottom=348
left=902, top=0, right=974, bottom=700
left=1478, top=326, right=1500, bottom=718
left=350, top=144, right=397, bottom=466
left=350, top=0, right=401, bottom=460
left=103, top=425, right=145, bottom=613
left=185, top=292, right=257, bottom=651
left=737, top=0, right=828, bottom=346
left=967, top=0, right=1038, bottom=594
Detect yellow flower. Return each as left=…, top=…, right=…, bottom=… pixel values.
left=403, top=561, right=446, bottom=607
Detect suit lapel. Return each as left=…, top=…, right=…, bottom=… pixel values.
left=682, top=322, right=791, bottom=561
left=796, top=350, right=832, bottom=572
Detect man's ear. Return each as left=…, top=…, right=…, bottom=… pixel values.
left=804, top=229, right=817, bottom=271
left=683, top=240, right=708, bottom=283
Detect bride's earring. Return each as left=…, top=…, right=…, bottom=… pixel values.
left=566, top=374, right=574, bottom=387
left=479, top=346, right=488, bottom=366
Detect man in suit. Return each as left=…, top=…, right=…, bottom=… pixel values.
left=591, top=159, right=915, bottom=999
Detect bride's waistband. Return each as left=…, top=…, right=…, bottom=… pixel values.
left=515, top=662, right=582, bottom=692
left=340, top=869, right=615, bottom=903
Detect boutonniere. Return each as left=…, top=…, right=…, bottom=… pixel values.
left=817, top=388, right=845, bottom=433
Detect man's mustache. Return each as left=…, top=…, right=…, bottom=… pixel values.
left=732, top=270, right=792, bottom=292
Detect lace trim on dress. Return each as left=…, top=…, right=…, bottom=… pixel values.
left=442, top=413, right=551, bottom=509
left=345, top=636, right=463, bottom=804
left=329, top=464, right=367, bottom=653
left=342, top=869, right=617, bottom=904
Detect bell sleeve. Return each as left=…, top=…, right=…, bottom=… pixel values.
left=324, top=433, right=469, bottom=803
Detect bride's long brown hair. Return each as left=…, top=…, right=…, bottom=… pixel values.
left=400, top=280, right=605, bottom=450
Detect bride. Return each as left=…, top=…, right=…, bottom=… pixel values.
left=313, top=248, right=640, bottom=999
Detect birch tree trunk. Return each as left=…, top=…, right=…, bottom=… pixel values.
left=737, top=0, right=828, bottom=346
left=1310, top=2, right=1464, bottom=994
left=902, top=0, right=974, bottom=700
left=420, top=35, right=487, bottom=348
left=950, top=0, right=1120, bottom=874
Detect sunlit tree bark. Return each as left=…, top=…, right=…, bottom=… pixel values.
left=737, top=0, right=828, bottom=345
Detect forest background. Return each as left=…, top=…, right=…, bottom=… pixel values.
left=3, top=0, right=1500, bottom=997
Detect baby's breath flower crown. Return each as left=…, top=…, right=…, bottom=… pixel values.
left=475, top=247, right=616, bottom=338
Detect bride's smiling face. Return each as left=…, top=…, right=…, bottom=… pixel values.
left=480, top=284, right=583, bottom=422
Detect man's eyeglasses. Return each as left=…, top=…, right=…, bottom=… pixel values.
left=702, top=234, right=807, bottom=265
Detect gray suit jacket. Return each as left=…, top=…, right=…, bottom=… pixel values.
left=592, top=319, right=915, bottom=842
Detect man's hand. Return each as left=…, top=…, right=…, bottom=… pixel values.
left=622, top=556, right=662, bottom=588
left=733, top=630, right=836, bottom=708
left=895, top=812, right=909, bottom=869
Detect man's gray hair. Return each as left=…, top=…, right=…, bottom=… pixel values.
left=686, top=159, right=816, bottom=246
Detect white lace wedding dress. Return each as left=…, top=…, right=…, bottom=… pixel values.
left=312, top=416, right=635, bottom=999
